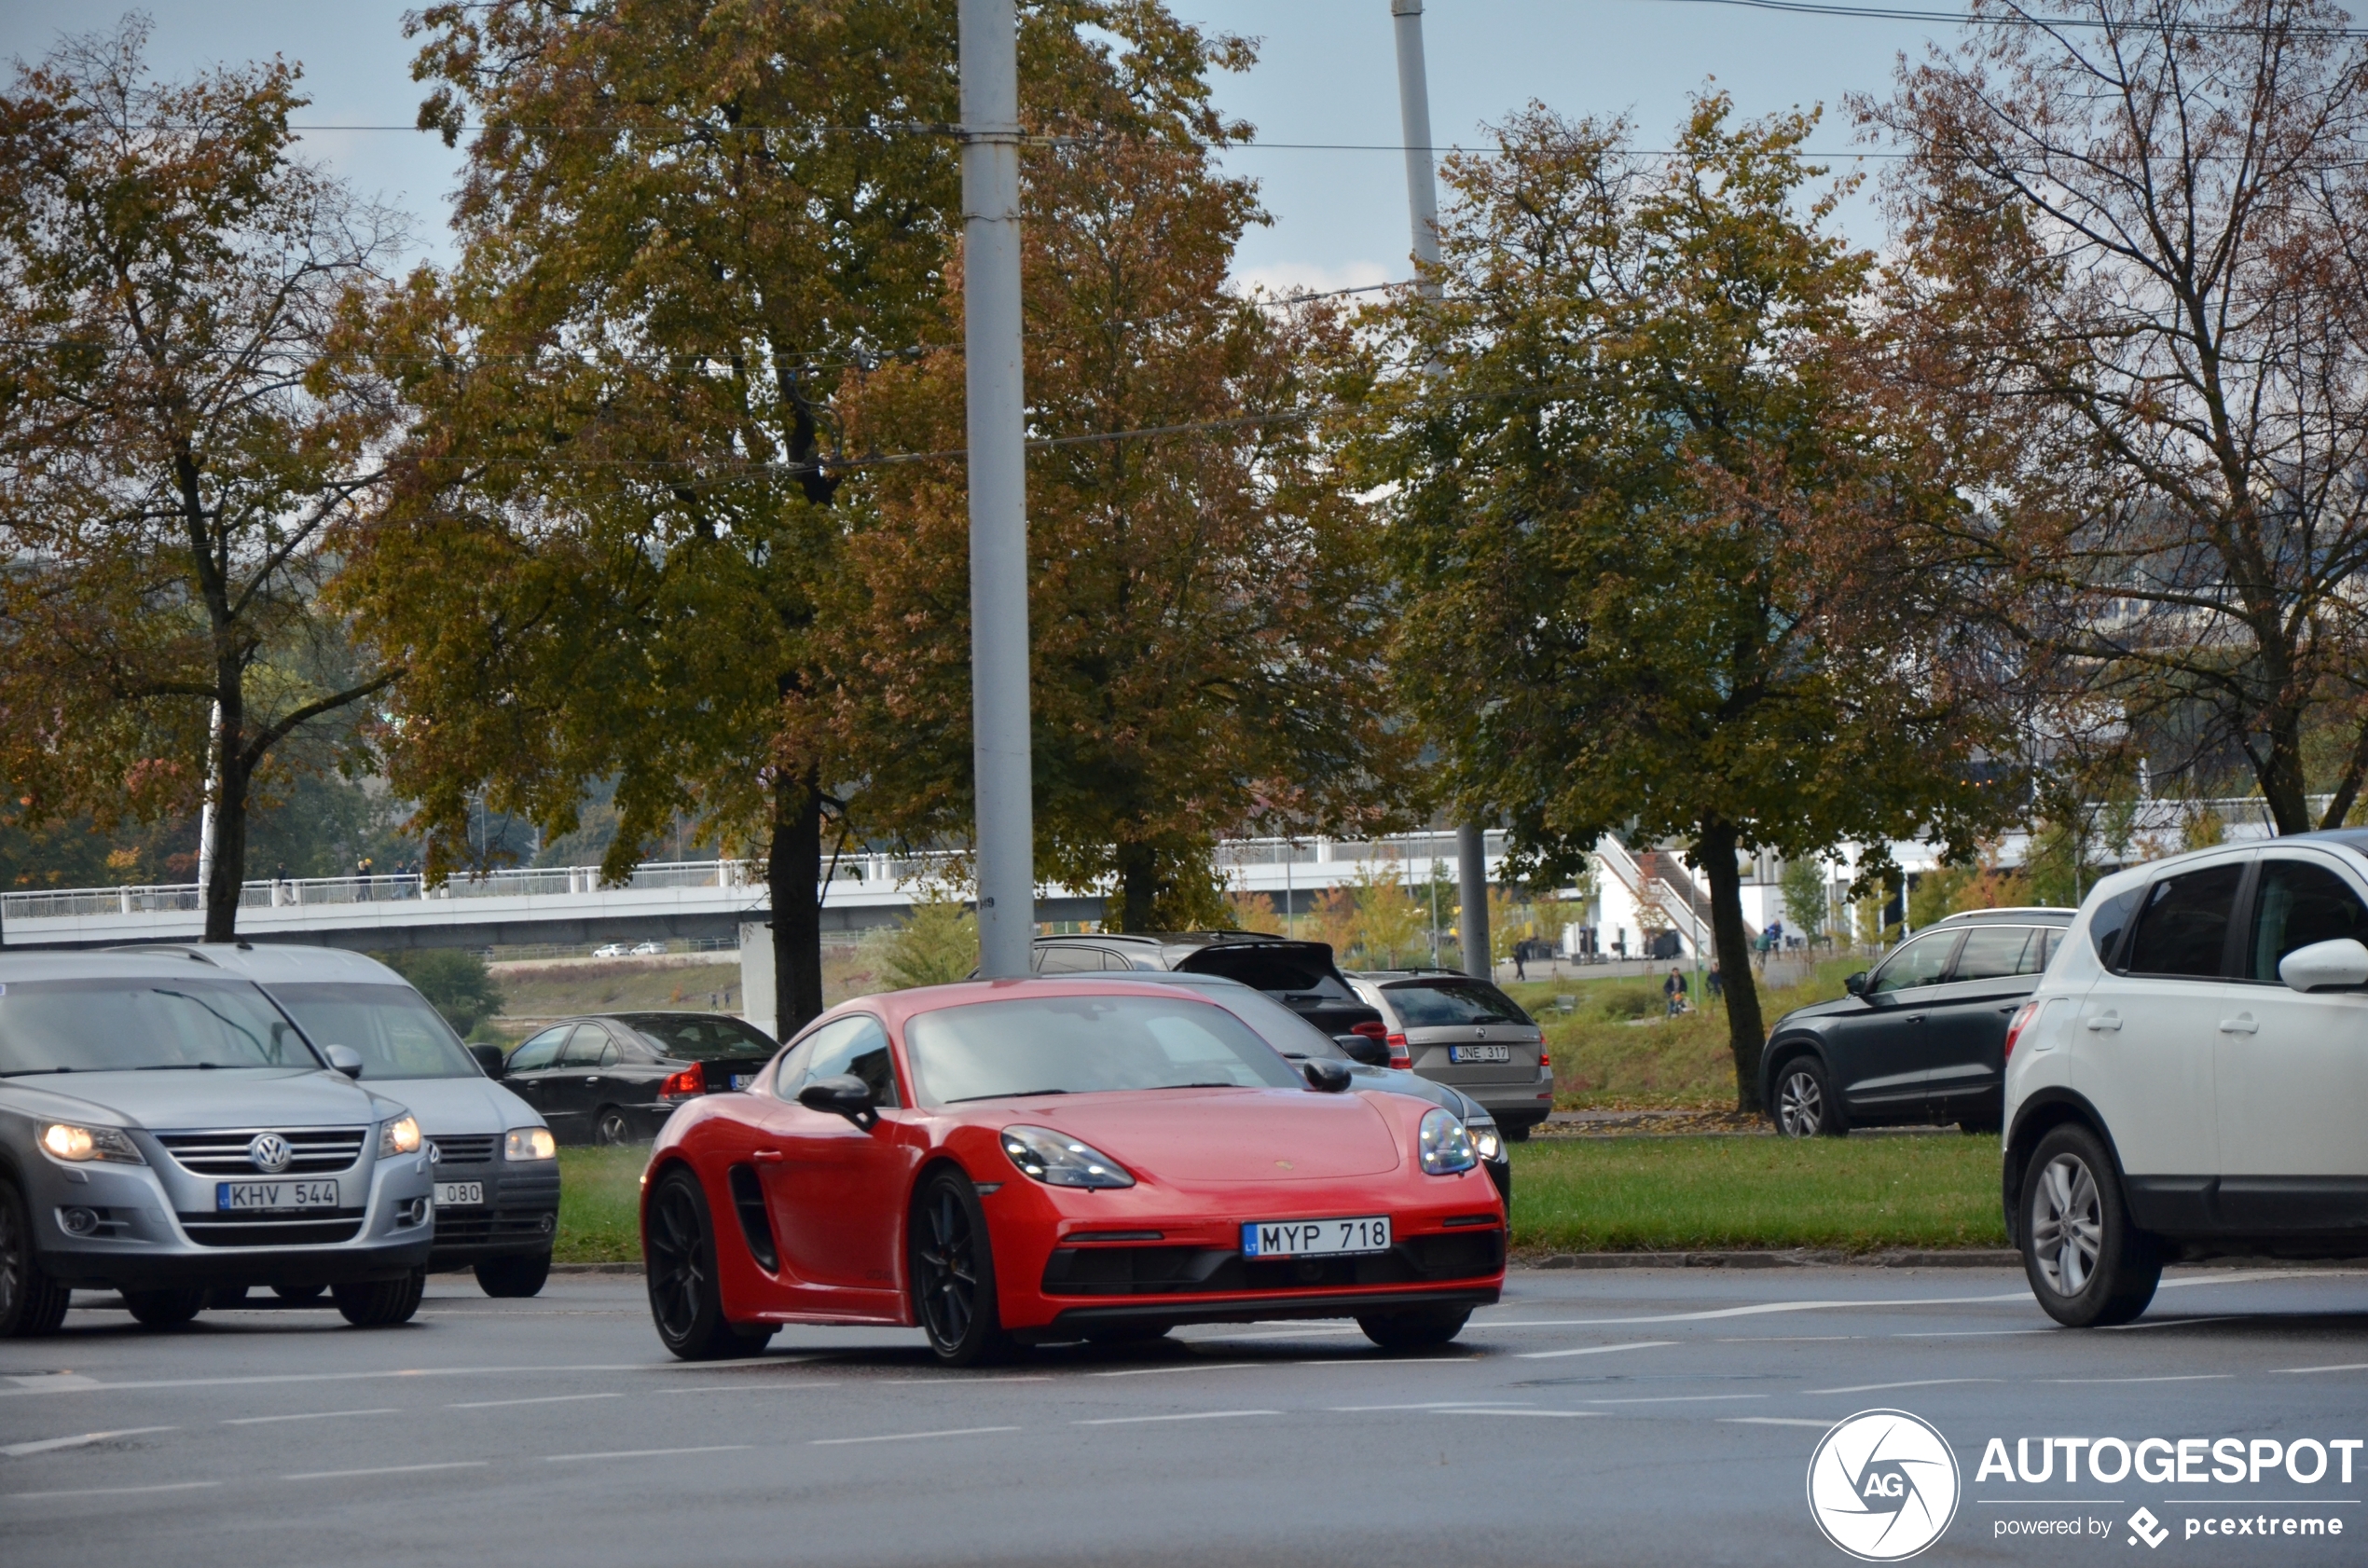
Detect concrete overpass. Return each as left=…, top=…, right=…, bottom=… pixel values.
left=0, top=832, right=1515, bottom=954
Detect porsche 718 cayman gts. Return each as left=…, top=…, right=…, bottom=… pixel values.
left=638, top=978, right=1508, bottom=1365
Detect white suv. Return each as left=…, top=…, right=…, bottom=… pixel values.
left=2003, top=833, right=2368, bottom=1327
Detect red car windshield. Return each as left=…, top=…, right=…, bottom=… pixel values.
left=902, top=994, right=1304, bottom=1105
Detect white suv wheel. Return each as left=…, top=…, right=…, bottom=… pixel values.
left=2028, top=1153, right=2101, bottom=1296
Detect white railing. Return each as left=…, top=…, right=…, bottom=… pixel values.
left=0, top=830, right=1519, bottom=924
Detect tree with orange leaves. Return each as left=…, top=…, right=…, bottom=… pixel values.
left=826, top=131, right=1415, bottom=930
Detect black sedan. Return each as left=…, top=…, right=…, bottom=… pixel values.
left=499, top=1012, right=777, bottom=1145
left=1759, top=907, right=2072, bottom=1136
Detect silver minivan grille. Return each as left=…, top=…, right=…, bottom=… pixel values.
left=156, top=1128, right=367, bottom=1176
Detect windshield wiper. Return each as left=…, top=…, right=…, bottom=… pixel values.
left=131, top=1062, right=238, bottom=1071
left=0, top=1066, right=77, bottom=1077
left=945, top=1087, right=1072, bottom=1103
left=1147, top=1080, right=1242, bottom=1091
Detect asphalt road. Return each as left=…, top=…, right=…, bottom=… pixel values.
left=5, top=1264, right=2364, bottom=1567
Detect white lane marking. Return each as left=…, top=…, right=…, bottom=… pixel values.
left=1, top=1425, right=175, bottom=1457
left=0, top=1364, right=662, bottom=1398
left=2108, top=1314, right=2244, bottom=1330
left=655, top=1382, right=844, bottom=1395
left=1293, top=1355, right=1484, bottom=1367
left=282, top=1461, right=489, bottom=1481
left=223, top=1409, right=399, bottom=1425
left=2044, top=1374, right=2233, bottom=1384
left=1330, top=1401, right=1535, bottom=1412
left=1581, top=1394, right=1770, bottom=1405
left=544, top=1459, right=748, bottom=1468
left=1892, top=1329, right=2047, bottom=1339
left=1715, top=1336, right=1864, bottom=1343
left=5, top=1373, right=99, bottom=1390
left=1191, top=1326, right=1363, bottom=1341
left=448, top=1392, right=625, bottom=1410
left=1462, top=1294, right=2037, bottom=1329
left=1439, top=1408, right=1599, bottom=1418
left=1806, top=1378, right=2001, bottom=1396
left=1073, top=1410, right=1279, bottom=1426
left=1724, top=1417, right=1838, bottom=1428
left=2155, top=1269, right=2357, bottom=1289
left=1515, top=1340, right=1679, bottom=1362
left=883, top=1376, right=1051, bottom=1385
left=1088, top=1362, right=1258, bottom=1379
left=812, top=1425, right=1020, bottom=1446
left=2276, top=1362, right=2368, bottom=1374
left=7, top=1479, right=222, bottom=1501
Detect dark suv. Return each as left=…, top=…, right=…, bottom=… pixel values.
left=1759, top=907, right=2073, bottom=1137
left=1026, top=932, right=1384, bottom=1041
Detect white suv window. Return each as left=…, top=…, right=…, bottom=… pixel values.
left=2245, top=860, right=2368, bottom=982
left=2123, top=862, right=2244, bottom=978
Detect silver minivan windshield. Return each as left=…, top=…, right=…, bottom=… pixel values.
left=267, top=982, right=480, bottom=1080
left=0, top=977, right=319, bottom=1075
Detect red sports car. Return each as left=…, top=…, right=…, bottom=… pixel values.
left=638, top=977, right=1508, bottom=1365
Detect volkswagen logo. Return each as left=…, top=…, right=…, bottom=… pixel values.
left=246, top=1133, right=292, bottom=1175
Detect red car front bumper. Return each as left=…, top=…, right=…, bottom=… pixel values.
left=976, top=1159, right=1507, bottom=1340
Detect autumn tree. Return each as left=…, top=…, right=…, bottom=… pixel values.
left=345, top=0, right=1242, bottom=1031
left=0, top=22, right=402, bottom=942
left=1363, top=97, right=2009, bottom=1111
left=829, top=131, right=1414, bottom=930
left=1868, top=0, right=2368, bottom=832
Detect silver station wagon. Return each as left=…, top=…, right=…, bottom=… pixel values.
left=0, top=950, right=435, bottom=1335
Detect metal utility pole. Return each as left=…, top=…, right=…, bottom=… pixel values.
left=1390, top=0, right=1492, bottom=980
left=960, top=0, right=1036, bottom=977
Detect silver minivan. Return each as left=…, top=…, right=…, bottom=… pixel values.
left=0, top=950, right=434, bottom=1335
left=1344, top=970, right=1555, bottom=1136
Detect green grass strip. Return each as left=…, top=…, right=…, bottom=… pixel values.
left=1508, top=1134, right=2008, bottom=1254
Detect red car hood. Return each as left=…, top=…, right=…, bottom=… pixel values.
left=993, top=1088, right=1405, bottom=1183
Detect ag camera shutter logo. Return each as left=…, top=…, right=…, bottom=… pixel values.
left=1807, top=1409, right=1962, bottom=1561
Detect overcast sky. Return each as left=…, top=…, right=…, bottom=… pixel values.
left=0, top=0, right=1953, bottom=285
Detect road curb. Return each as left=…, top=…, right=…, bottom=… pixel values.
left=1521, top=1248, right=2024, bottom=1269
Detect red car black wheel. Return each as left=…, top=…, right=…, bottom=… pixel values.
left=645, top=1167, right=774, bottom=1360
left=911, top=1171, right=1009, bottom=1367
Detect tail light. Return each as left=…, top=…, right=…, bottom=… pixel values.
left=658, top=1062, right=707, bottom=1101
left=2002, top=1000, right=2041, bottom=1063
left=1386, top=1032, right=1411, bottom=1069
left=1538, top=1049, right=1552, bottom=1068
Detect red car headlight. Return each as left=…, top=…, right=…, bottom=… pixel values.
left=1000, top=1125, right=1136, bottom=1190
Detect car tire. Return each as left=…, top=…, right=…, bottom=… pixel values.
left=644, top=1167, right=773, bottom=1360
left=1771, top=1055, right=1845, bottom=1137
left=333, top=1269, right=426, bottom=1328
left=475, top=1251, right=553, bottom=1299
left=2020, top=1124, right=2161, bottom=1327
left=123, top=1288, right=207, bottom=1328
left=0, top=1176, right=72, bottom=1338
left=272, top=1283, right=325, bottom=1303
left=1357, top=1305, right=1472, bottom=1351
left=595, top=1107, right=634, bottom=1147
left=910, top=1169, right=1012, bottom=1368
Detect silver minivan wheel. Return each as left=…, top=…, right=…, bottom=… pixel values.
left=2028, top=1153, right=2101, bottom=1297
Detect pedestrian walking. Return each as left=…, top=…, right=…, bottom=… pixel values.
left=1706, top=961, right=1723, bottom=1004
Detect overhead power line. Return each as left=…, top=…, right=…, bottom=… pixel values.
left=1634, top=0, right=2368, bottom=35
